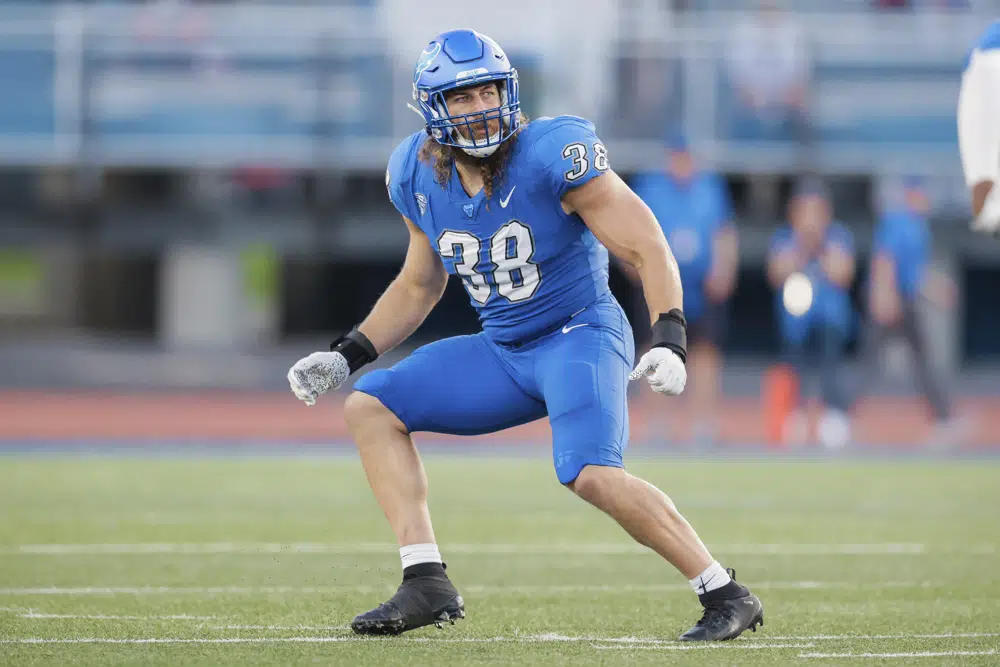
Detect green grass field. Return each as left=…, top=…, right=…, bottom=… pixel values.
left=1, top=454, right=998, bottom=665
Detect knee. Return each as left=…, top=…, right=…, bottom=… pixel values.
left=344, top=391, right=404, bottom=436
left=566, top=464, right=625, bottom=505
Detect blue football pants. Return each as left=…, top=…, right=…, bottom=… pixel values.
left=354, top=295, right=635, bottom=484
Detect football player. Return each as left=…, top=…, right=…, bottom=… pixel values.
left=287, top=29, right=762, bottom=641
left=960, top=20, right=1000, bottom=235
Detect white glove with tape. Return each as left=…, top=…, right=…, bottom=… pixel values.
left=629, top=347, right=687, bottom=396
left=287, top=329, right=379, bottom=406
left=287, top=351, right=351, bottom=406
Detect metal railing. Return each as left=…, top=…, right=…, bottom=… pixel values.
left=0, top=5, right=988, bottom=176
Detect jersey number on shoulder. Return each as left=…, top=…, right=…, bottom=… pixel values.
left=562, top=141, right=609, bottom=182
left=437, top=221, right=541, bottom=305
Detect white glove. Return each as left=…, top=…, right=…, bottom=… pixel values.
left=287, top=351, right=351, bottom=406
left=629, top=347, right=687, bottom=396
left=972, top=186, right=1000, bottom=236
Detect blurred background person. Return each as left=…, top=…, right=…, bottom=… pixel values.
left=858, top=175, right=962, bottom=445
left=630, top=134, right=738, bottom=446
left=725, top=0, right=811, bottom=145
left=725, top=0, right=813, bottom=220
left=767, top=178, right=855, bottom=449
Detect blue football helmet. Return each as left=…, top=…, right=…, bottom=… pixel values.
left=411, top=29, right=520, bottom=158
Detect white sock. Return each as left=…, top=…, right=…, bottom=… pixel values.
left=399, top=543, right=442, bottom=570
left=689, top=561, right=731, bottom=595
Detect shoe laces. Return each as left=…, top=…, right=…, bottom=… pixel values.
left=695, top=598, right=735, bottom=630
left=695, top=568, right=740, bottom=629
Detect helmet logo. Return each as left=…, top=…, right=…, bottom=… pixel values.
left=456, top=67, right=489, bottom=80
left=414, top=42, right=442, bottom=79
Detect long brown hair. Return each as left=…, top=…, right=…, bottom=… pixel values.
left=417, top=112, right=529, bottom=202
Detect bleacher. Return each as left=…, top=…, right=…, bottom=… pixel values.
left=0, top=1, right=984, bottom=223
left=0, top=4, right=978, bottom=175
left=0, top=39, right=55, bottom=138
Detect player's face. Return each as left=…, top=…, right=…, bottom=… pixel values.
left=444, top=83, right=502, bottom=143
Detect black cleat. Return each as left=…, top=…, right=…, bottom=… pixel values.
left=351, top=563, right=465, bottom=636
left=679, top=568, right=763, bottom=642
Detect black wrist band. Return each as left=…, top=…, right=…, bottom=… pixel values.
left=330, top=328, right=379, bottom=374
left=650, top=309, right=687, bottom=364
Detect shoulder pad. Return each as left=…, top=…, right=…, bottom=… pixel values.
left=385, top=132, right=426, bottom=220
left=523, top=116, right=608, bottom=199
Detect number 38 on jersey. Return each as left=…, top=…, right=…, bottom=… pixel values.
left=437, top=220, right=541, bottom=305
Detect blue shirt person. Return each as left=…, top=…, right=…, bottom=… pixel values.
left=631, top=135, right=738, bottom=330
left=767, top=177, right=855, bottom=446
left=630, top=134, right=738, bottom=443
left=869, top=176, right=944, bottom=326
left=863, top=175, right=955, bottom=429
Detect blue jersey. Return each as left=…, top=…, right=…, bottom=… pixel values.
left=770, top=222, right=855, bottom=337
left=386, top=116, right=612, bottom=344
left=871, top=209, right=930, bottom=301
left=630, top=170, right=733, bottom=320
left=964, top=20, right=1000, bottom=70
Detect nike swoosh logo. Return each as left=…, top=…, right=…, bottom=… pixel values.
left=499, top=186, right=516, bottom=208
left=562, top=323, right=588, bottom=334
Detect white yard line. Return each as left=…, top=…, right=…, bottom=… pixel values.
left=593, top=643, right=815, bottom=651
left=209, top=625, right=349, bottom=631
left=0, top=586, right=361, bottom=596
left=0, top=637, right=361, bottom=645
left=801, top=650, right=999, bottom=659
left=590, top=633, right=1000, bottom=643
left=2, top=633, right=998, bottom=652
left=22, top=613, right=217, bottom=620
left=1, top=607, right=218, bottom=620
left=5, top=611, right=997, bottom=645
left=0, top=580, right=934, bottom=596
left=6, top=541, right=994, bottom=556
left=11, top=607, right=996, bottom=643
left=0, top=607, right=1000, bottom=650
left=0, top=635, right=634, bottom=646
left=765, top=633, right=1000, bottom=640
left=463, top=581, right=932, bottom=594
left=0, top=607, right=346, bottom=628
